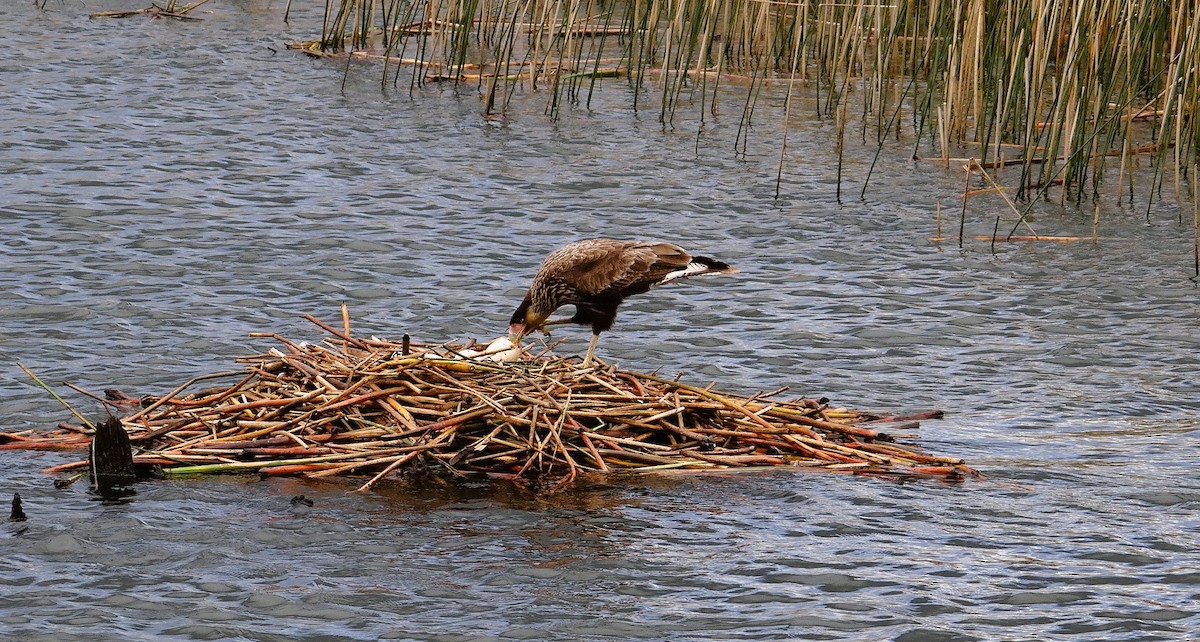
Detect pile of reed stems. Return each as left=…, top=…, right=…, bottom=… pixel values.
left=2, top=312, right=977, bottom=492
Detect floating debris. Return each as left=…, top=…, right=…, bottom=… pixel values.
left=89, top=0, right=209, bottom=20
left=90, top=417, right=137, bottom=491
left=9, top=494, right=27, bottom=522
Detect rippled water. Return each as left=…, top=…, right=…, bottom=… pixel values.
left=2, top=2, right=1198, bottom=640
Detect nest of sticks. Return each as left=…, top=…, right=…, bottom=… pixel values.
left=6, top=311, right=979, bottom=492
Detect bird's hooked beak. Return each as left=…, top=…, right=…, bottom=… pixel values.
left=509, top=292, right=553, bottom=343
left=509, top=308, right=551, bottom=342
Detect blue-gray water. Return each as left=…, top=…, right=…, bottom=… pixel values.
left=2, top=2, right=1198, bottom=641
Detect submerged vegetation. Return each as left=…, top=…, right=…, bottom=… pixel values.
left=296, top=0, right=1198, bottom=214
left=89, top=0, right=212, bottom=19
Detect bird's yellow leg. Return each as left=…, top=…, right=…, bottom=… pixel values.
left=580, top=334, right=600, bottom=368
left=540, top=317, right=575, bottom=338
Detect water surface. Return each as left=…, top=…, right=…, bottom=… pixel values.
left=2, top=2, right=1198, bottom=640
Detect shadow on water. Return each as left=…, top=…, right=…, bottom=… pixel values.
left=289, top=468, right=691, bottom=514
left=89, top=486, right=139, bottom=505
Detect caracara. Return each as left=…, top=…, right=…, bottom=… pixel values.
left=508, top=239, right=738, bottom=367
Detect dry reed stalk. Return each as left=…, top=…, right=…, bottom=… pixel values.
left=300, top=0, right=1197, bottom=219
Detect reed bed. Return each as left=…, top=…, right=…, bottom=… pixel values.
left=296, top=0, right=1198, bottom=210
left=3, top=312, right=977, bottom=492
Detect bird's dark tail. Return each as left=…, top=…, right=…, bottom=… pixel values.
left=661, top=256, right=739, bottom=284
left=692, top=256, right=738, bottom=274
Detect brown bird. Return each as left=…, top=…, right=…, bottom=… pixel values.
left=509, top=239, right=738, bottom=367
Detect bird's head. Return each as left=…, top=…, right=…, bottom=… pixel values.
left=509, top=293, right=551, bottom=340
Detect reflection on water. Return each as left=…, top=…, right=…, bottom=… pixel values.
left=1, top=2, right=1198, bottom=640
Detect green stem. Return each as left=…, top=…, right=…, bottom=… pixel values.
left=17, top=362, right=95, bottom=431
